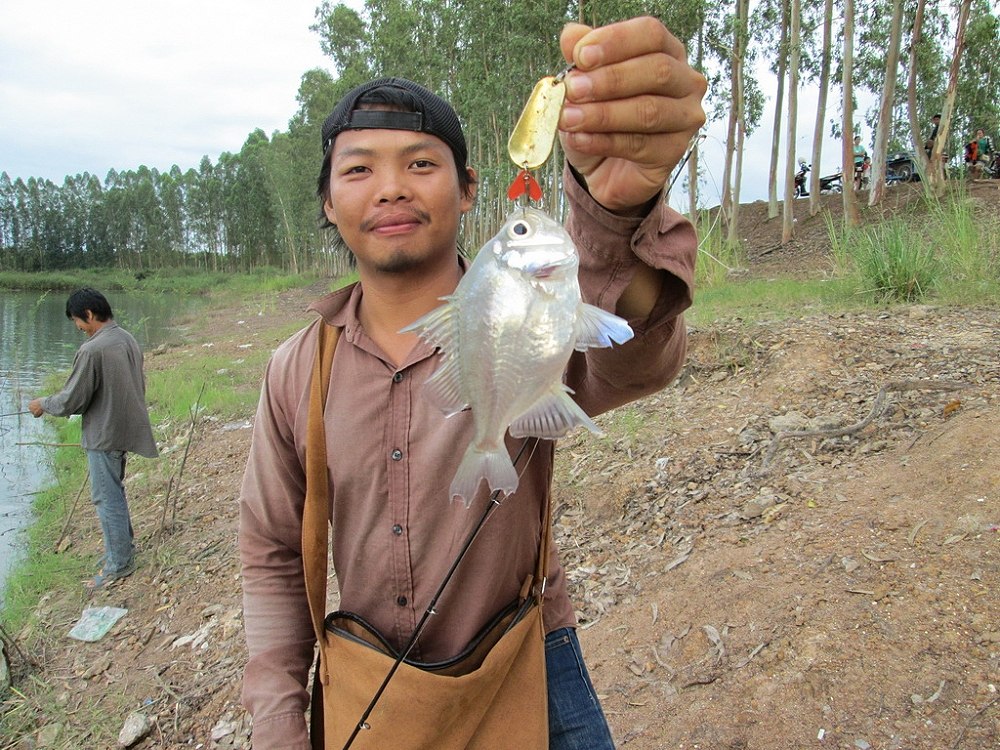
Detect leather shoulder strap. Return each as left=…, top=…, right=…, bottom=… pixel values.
left=303, top=320, right=340, bottom=645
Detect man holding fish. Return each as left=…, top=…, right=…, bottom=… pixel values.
left=240, top=15, right=706, bottom=750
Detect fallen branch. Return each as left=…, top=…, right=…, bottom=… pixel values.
left=15, top=441, right=81, bottom=448
left=950, top=694, right=998, bottom=749
left=54, top=470, right=90, bottom=551
left=761, top=379, right=966, bottom=471
left=159, top=382, right=206, bottom=535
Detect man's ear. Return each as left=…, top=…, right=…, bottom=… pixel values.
left=323, top=197, right=337, bottom=226
left=461, top=167, right=478, bottom=213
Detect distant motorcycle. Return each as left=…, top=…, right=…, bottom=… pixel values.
left=819, top=172, right=843, bottom=193
left=794, top=161, right=843, bottom=195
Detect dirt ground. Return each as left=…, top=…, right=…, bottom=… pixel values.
left=4, top=182, right=999, bottom=749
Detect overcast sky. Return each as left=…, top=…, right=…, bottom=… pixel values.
left=1, top=1, right=857, bottom=210
left=0, top=0, right=338, bottom=183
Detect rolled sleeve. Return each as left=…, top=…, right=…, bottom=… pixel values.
left=563, top=165, right=696, bottom=415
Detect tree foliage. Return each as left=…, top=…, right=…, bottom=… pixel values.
left=1, top=0, right=998, bottom=271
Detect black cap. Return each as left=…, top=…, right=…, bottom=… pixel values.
left=320, top=77, right=467, bottom=169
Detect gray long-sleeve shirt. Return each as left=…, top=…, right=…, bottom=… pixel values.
left=41, top=321, right=158, bottom=458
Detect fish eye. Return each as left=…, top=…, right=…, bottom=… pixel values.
left=509, top=221, right=530, bottom=238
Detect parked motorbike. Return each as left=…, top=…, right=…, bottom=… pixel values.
left=819, top=172, right=843, bottom=193
left=795, top=161, right=843, bottom=195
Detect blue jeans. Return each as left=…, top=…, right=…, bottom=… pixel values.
left=86, top=450, right=135, bottom=576
left=546, top=627, right=616, bottom=749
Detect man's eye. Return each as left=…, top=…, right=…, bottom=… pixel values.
left=412, top=159, right=435, bottom=169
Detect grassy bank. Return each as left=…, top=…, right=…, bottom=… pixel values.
left=0, top=272, right=329, bottom=633
left=690, top=187, right=1000, bottom=326
left=0, top=267, right=322, bottom=296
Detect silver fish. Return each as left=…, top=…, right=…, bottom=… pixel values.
left=401, top=206, right=634, bottom=505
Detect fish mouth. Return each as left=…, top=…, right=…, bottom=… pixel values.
left=514, top=255, right=575, bottom=279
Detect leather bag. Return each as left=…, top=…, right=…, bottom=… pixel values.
left=302, top=321, right=550, bottom=750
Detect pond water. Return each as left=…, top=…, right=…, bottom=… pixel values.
left=0, top=290, right=189, bottom=604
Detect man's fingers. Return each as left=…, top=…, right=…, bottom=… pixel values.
left=560, top=90, right=707, bottom=136
left=561, top=130, right=688, bottom=169
left=564, top=53, right=705, bottom=104
left=561, top=17, right=687, bottom=69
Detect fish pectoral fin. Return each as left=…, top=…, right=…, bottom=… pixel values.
left=399, top=296, right=458, bottom=346
left=401, top=299, right=469, bottom=415
left=509, top=384, right=601, bottom=439
left=574, top=303, right=635, bottom=350
left=422, top=360, right=468, bottom=416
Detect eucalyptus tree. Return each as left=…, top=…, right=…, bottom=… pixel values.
left=754, top=0, right=789, bottom=220
left=841, top=0, right=861, bottom=226
left=716, top=0, right=751, bottom=239
left=868, top=0, right=905, bottom=206
left=186, top=157, right=225, bottom=270
left=930, top=0, right=974, bottom=190
left=157, top=166, right=188, bottom=264
left=0, top=173, right=17, bottom=267
left=781, top=0, right=801, bottom=243
left=808, top=0, right=835, bottom=216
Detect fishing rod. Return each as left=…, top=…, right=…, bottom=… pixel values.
left=667, top=132, right=707, bottom=196
left=0, top=411, right=31, bottom=418
left=341, top=438, right=540, bottom=750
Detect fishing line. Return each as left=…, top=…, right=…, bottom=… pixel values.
left=341, top=437, right=541, bottom=750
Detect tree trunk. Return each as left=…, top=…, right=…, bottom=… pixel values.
left=809, top=0, right=834, bottom=216
left=906, top=0, right=928, bottom=174
left=768, top=0, right=789, bottom=220
left=841, top=0, right=860, bottom=227
left=688, top=20, right=706, bottom=221
left=930, top=0, right=972, bottom=191
left=719, top=0, right=742, bottom=237
left=869, top=0, right=905, bottom=206
left=727, top=0, right=749, bottom=246
left=782, top=0, right=801, bottom=244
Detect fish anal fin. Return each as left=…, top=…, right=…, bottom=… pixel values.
left=574, top=303, right=634, bottom=350
left=450, top=447, right=519, bottom=507
left=509, top=384, right=601, bottom=439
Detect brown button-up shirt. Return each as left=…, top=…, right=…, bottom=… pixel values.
left=239, top=168, right=696, bottom=748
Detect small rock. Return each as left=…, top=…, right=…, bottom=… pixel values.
left=118, top=712, right=152, bottom=748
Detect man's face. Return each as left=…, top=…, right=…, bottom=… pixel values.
left=71, top=312, right=101, bottom=337
left=323, top=126, right=475, bottom=276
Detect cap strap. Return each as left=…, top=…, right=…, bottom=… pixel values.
left=345, top=109, right=423, bottom=132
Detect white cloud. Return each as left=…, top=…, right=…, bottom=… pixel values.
left=0, top=0, right=343, bottom=182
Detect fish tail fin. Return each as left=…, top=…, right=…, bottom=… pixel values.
left=450, top=447, right=519, bottom=507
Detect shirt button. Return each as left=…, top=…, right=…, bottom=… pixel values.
left=396, top=595, right=407, bottom=606
left=391, top=449, right=403, bottom=461
left=392, top=371, right=404, bottom=383
left=392, top=524, right=403, bottom=536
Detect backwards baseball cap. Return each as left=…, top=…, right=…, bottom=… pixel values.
left=320, top=77, right=468, bottom=169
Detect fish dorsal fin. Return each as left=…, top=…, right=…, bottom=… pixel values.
left=573, top=303, right=635, bottom=351
left=400, top=298, right=468, bottom=416
left=509, top=383, right=602, bottom=439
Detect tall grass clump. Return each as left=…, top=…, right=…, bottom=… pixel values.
left=923, top=187, right=1000, bottom=301
left=695, top=210, right=744, bottom=288
left=852, top=219, right=938, bottom=303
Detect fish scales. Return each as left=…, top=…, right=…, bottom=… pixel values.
left=402, top=206, right=634, bottom=505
